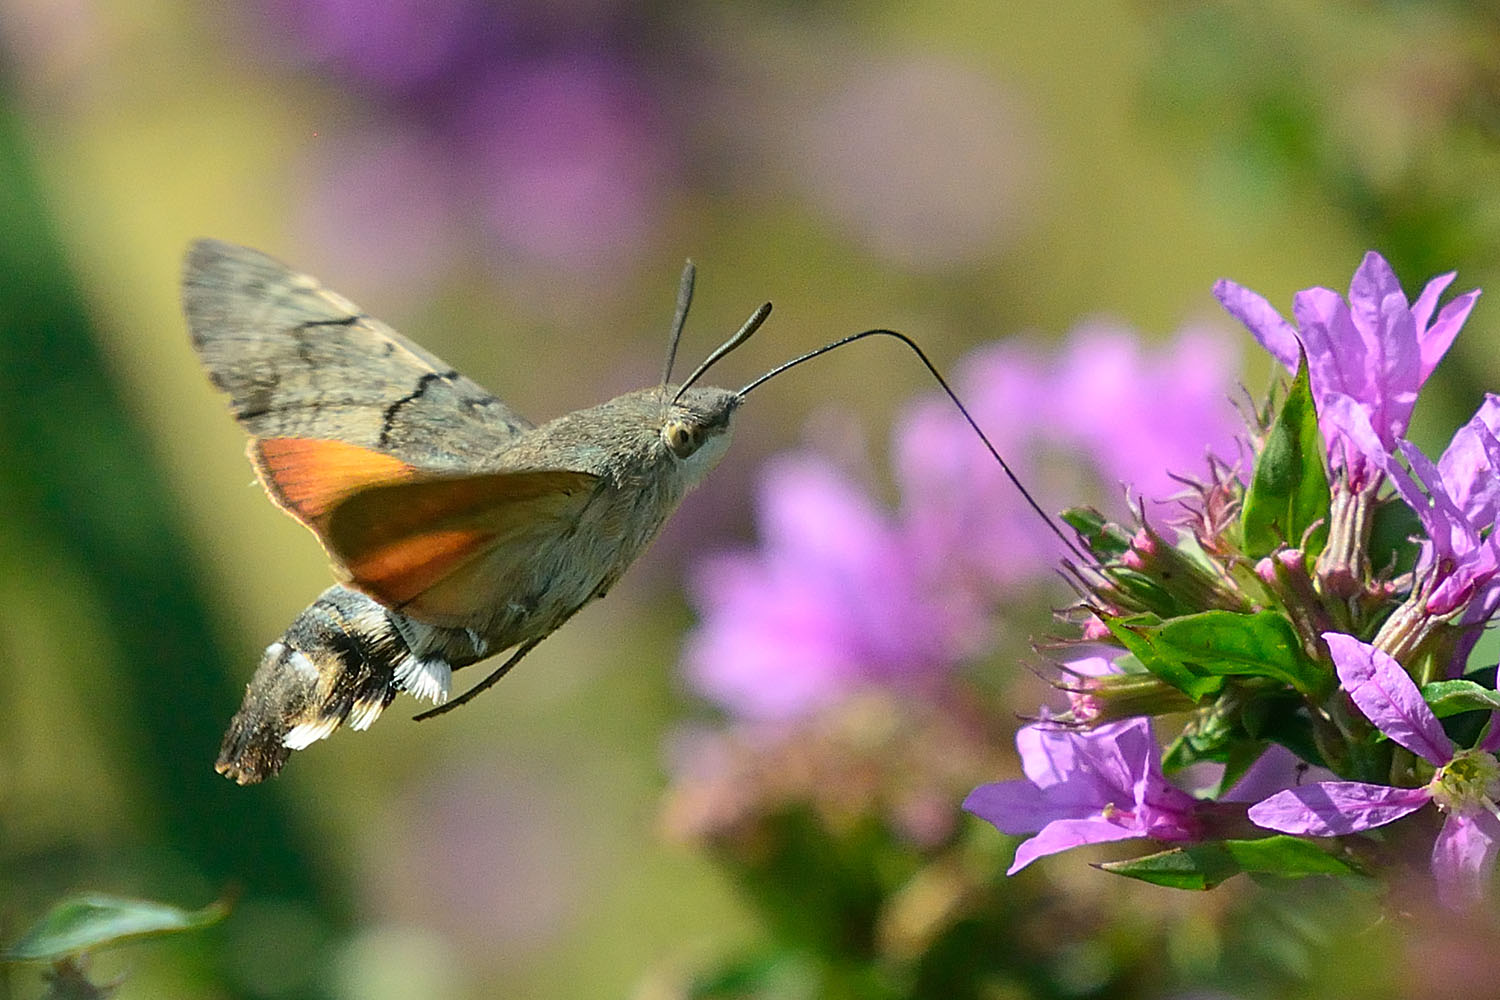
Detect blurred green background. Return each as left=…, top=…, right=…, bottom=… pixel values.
left=4, top=1, right=1500, bottom=998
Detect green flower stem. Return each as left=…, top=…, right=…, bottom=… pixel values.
left=1370, top=579, right=1446, bottom=682
left=1315, top=480, right=1377, bottom=605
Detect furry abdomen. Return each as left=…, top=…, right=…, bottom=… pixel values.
left=216, top=467, right=690, bottom=784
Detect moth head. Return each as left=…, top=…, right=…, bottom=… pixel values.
left=662, top=386, right=740, bottom=479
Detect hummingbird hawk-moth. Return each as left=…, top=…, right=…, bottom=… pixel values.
left=186, top=240, right=1055, bottom=784
left=186, top=240, right=767, bottom=783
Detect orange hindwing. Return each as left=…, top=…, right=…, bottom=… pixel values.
left=252, top=437, right=417, bottom=525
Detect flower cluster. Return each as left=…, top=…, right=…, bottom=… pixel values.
left=662, top=322, right=1246, bottom=992
left=679, top=250, right=1500, bottom=915
left=964, top=252, right=1500, bottom=907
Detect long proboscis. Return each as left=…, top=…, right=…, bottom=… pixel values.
left=738, top=328, right=1087, bottom=564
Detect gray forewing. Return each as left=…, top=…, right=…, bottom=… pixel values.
left=183, top=239, right=531, bottom=469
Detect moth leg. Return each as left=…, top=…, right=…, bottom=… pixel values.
left=412, top=636, right=544, bottom=721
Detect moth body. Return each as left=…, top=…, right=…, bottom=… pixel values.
left=186, top=240, right=743, bottom=783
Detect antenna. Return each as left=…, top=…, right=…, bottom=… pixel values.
left=659, top=260, right=696, bottom=388
left=739, top=328, right=1087, bottom=564
left=671, top=301, right=773, bottom=404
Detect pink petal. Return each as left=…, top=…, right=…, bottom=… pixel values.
left=1429, top=565, right=1487, bottom=620
left=1319, top=392, right=1389, bottom=482
left=1399, top=440, right=1476, bottom=545
left=1014, top=723, right=1081, bottom=789
left=1419, top=288, right=1479, bottom=383
left=1437, top=398, right=1500, bottom=524
left=1293, top=286, right=1365, bottom=405
left=1007, top=817, right=1141, bottom=874
left=1367, top=291, right=1420, bottom=440
left=1432, top=810, right=1500, bottom=910
left=1324, top=632, right=1455, bottom=765
left=1247, top=781, right=1431, bottom=835
left=1213, top=278, right=1300, bottom=373
left=1347, top=251, right=1404, bottom=348
left=1480, top=716, right=1500, bottom=753
left=1378, top=439, right=1465, bottom=562
left=1222, top=744, right=1335, bottom=803
left=1410, top=269, right=1456, bottom=333
left=1013, top=721, right=1136, bottom=809
left=1062, top=654, right=1121, bottom=678
left=963, top=779, right=1058, bottom=835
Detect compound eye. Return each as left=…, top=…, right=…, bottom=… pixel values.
left=663, top=420, right=700, bottom=458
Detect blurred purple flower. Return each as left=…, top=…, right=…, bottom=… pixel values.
left=265, top=0, right=483, bottom=92
left=1053, top=322, right=1242, bottom=509
left=895, top=323, right=1241, bottom=591
left=458, top=57, right=671, bottom=271
left=681, top=453, right=986, bottom=721
left=1248, top=632, right=1500, bottom=909
left=894, top=340, right=1058, bottom=589
left=684, top=323, right=1241, bottom=721
left=363, top=764, right=579, bottom=957
left=964, top=715, right=1203, bottom=873
left=1215, top=252, right=1478, bottom=487
left=258, top=0, right=681, bottom=291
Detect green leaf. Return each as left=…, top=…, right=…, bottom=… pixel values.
left=1241, top=694, right=1326, bottom=768
left=1421, top=679, right=1500, bottom=718
left=1368, top=497, right=1422, bottom=577
left=1147, top=610, right=1324, bottom=695
left=1098, top=844, right=1240, bottom=890
left=1106, top=615, right=1223, bottom=701
left=1241, top=358, right=1331, bottom=559
left=1061, top=506, right=1132, bottom=560
left=1220, top=835, right=1364, bottom=879
left=1102, top=567, right=1183, bottom=617
left=3, top=895, right=228, bottom=962
left=1098, top=836, right=1363, bottom=889
left=1111, top=610, right=1322, bottom=698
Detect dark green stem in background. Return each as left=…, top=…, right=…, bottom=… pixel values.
left=0, top=98, right=344, bottom=996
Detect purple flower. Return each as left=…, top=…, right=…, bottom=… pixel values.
left=458, top=56, right=671, bottom=273
left=894, top=340, right=1059, bottom=589
left=1215, top=252, right=1478, bottom=487
left=256, top=0, right=684, bottom=291
left=1247, top=632, right=1500, bottom=908
left=964, top=716, right=1203, bottom=873
left=265, top=0, right=485, bottom=92
left=291, top=128, right=462, bottom=296
left=1328, top=395, right=1500, bottom=619
left=681, top=454, right=986, bottom=721
left=894, top=323, right=1240, bottom=592
left=1051, top=323, right=1242, bottom=511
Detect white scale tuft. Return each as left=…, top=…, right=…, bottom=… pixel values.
left=282, top=716, right=340, bottom=750
left=394, top=655, right=452, bottom=704
left=347, top=697, right=388, bottom=731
